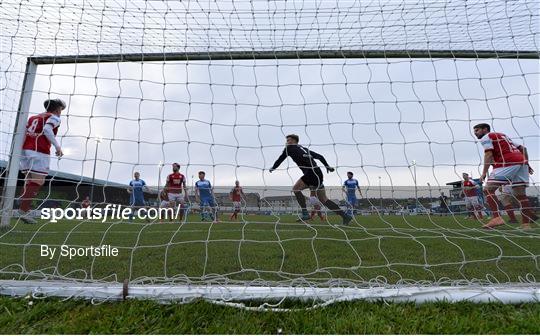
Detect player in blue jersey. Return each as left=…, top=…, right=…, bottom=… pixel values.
left=127, top=171, right=149, bottom=222
left=195, top=171, right=219, bottom=222
left=342, top=172, right=362, bottom=217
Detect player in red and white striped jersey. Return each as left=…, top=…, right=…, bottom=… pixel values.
left=473, top=123, right=535, bottom=229
left=17, top=99, right=66, bottom=224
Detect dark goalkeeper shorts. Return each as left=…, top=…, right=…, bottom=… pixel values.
left=300, top=168, right=324, bottom=189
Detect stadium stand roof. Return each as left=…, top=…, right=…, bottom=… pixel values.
left=0, top=160, right=126, bottom=188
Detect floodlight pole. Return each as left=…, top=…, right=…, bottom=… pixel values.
left=412, top=160, right=418, bottom=209
left=89, top=137, right=101, bottom=204
left=378, top=176, right=382, bottom=210
left=0, top=60, right=37, bottom=228
left=157, top=161, right=163, bottom=203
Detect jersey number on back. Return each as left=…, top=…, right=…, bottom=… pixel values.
left=28, top=118, right=40, bottom=133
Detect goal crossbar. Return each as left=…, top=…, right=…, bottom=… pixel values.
left=29, top=49, right=540, bottom=65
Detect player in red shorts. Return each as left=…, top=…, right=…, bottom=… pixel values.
left=461, top=173, right=483, bottom=220
left=229, top=180, right=245, bottom=221
left=165, top=163, right=187, bottom=221
left=473, top=123, right=535, bottom=229
left=17, top=99, right=66, bottom=224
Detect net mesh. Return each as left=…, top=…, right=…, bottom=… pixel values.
left=0, top=0, right=539, bottom=304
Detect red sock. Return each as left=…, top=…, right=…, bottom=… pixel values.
left=517, top=195, right=534, bottom=223
left=504, top=205, right=517, bottom=221
left=19, top=181, right=41, bottom=212
left=485, top=191, right=500, bottom=218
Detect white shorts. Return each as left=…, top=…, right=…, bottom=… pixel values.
left=20, top=149, right=50, bottom=175
left=168, top=193, right=184, bottom=203
left=308, top=196, right=319, bottom=207
left=488, top=165, right=528, bottom=186
left=233, top=201, right=241, bottom=209
left=464, top=196, right=480, bottom=208
left=159, top=200, right=170, bottom=208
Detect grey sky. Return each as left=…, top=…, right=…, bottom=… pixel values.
left=1, top=0, right=538, bottom=196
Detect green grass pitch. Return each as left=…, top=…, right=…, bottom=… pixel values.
left=2, top=214, right=538, bottom=284
left=1, top=214, right=539, bottom=333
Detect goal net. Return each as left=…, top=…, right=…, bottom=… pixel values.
left=0, top=0, right=538, bottom=306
